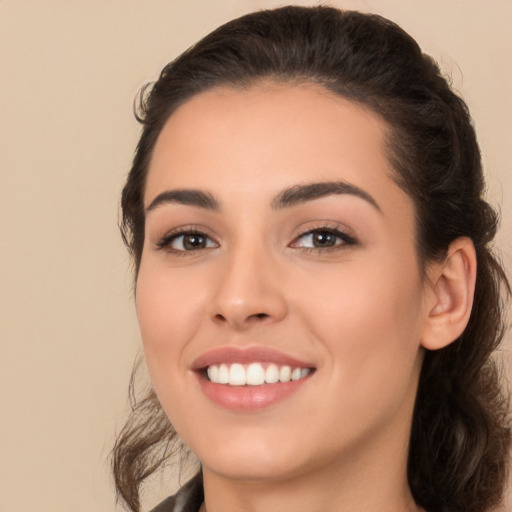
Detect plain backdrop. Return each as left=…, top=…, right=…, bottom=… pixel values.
left=0, top=1, right=510, bottom=511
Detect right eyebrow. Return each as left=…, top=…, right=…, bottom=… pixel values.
left=145, top=189, right=219, bottom=214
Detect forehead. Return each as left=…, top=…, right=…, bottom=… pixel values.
left=145, top=83, right=410, bottom=219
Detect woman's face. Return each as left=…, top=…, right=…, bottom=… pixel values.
left=137, top=84, right=430, bottom=483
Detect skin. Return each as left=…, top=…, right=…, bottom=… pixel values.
left=136, top=84, right=475, bottom=512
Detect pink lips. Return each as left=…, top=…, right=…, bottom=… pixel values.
left=192, top=347, right=315, bottom=411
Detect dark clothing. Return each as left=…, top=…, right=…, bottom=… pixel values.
left=150, top=473, right=203, bottom=512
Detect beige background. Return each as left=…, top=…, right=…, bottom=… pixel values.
left=0, top=1, right=510, bottom=511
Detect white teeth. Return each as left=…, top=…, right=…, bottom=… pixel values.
left=279, top=365, right=291, bottom=382
left=206, top=365, right=218, bottom=382
left=218, top=364, right=229, bottom=384
left=291, top=368, right=302, bottom=381
left=229, top=363, right=246, bottom=386
left=206, top=362, right=312, bottom=386
left=246, top=363, right=265, bottom=385
left=265, top=364, right=279, bottom=384
left=301, top=368, right=310, bottom=379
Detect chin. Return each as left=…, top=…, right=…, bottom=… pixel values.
left=193, top=433, right=309, bottom=482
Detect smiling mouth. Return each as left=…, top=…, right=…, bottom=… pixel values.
left=204, top=362, right=313, bottom=386
left=193, top=347, right=316, bottom=409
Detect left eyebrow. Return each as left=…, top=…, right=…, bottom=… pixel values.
left=271, top=181, right=381, bottom=212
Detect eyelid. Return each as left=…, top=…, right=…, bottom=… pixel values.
left=153, top=222, right=357, bottom=254
left=155, top=225, right=219, bottom=253
left=289, top=223, right=357, bottom=250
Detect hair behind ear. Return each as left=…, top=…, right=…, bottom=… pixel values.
left=409, top=243, right=511, bottom=512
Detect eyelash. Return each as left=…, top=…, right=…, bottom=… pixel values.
left=156, top=227, right=218, bottom=256
left=155, top=224, right=357, bottom=255
left=291, top=224, right=357, bottom=253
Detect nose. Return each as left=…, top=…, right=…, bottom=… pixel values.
left=208, top=243, right=288, bottom=330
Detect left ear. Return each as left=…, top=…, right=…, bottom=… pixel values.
left=421, top=237, right=477, bottom=350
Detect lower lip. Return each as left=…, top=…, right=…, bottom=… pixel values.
left=196, top=373, right=312, bottom=411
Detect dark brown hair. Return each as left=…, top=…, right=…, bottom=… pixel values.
left=113, top=6, right=511, bottom=512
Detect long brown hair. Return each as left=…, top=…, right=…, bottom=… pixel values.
left=113, top=6, right=511, bottom=512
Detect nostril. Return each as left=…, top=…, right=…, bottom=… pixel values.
left=250, top=313, right=270, bottom=321
left=212, top=311, right=271, bottom=328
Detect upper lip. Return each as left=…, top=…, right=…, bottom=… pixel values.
left=191, top=346, right=315, bottom=370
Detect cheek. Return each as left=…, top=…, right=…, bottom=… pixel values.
left=135, top=260, right=205, bottom=368
left=302, top=255, right=424, bottom=395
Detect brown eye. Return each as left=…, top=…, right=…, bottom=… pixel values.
left=157, top=230, right=218, bottom=252
left=292, top=228, right=356, bottom=250
left=311, top=231, right=338, bottom=247
left=180, top=233, right=208, bottom=250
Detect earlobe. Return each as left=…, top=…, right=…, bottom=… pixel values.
left=421, top=237, right=477, bottom=350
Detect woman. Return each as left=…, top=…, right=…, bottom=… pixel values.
left=113, top=6, right=511, bottom=512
